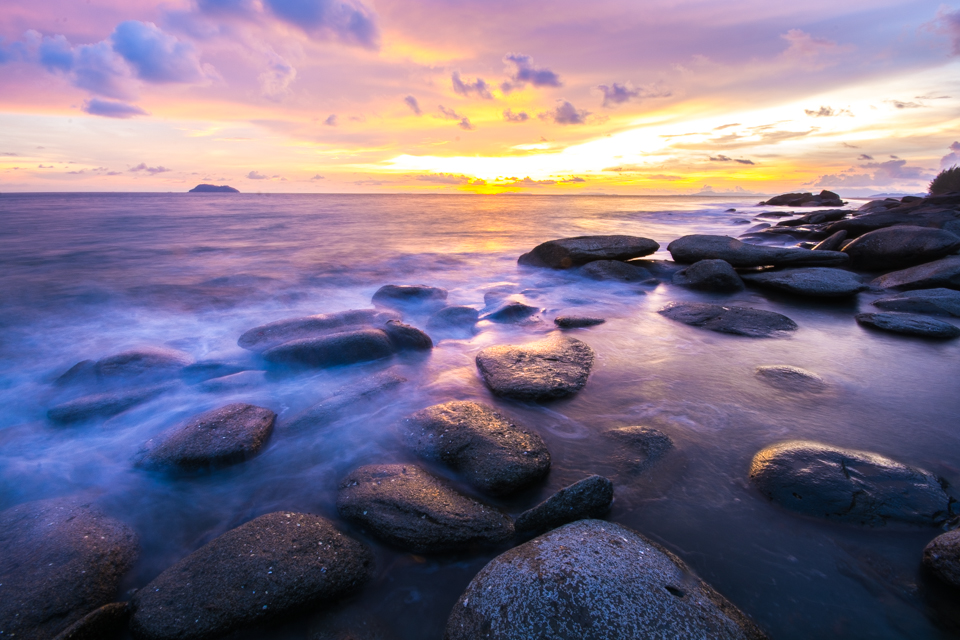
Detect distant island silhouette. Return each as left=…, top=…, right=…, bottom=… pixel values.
left=189, top=184, right=239, bottom=193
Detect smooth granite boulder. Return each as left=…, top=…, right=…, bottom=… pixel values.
left=659, top=302, right=798, bottom=338
left=667, top=235, right=848, bottom=267
left=402, top=401, right=550, bottom=496
left=372, top=284, right=448, bottom=310
left=130, top=512, right=372, bottom=640
left=56, top=348, right=192, bottom=388
left=284, top=371, right=406, bottom=431
left=579, top=260, right=652, bottom=282
left=774, top=209, right=848, bottom=227
left=602, top=426, right=674, bottom=473
left=51, top=603, right=129, bottom=640
left=0, top=499, right=139, bottom=640
left=238, top=309, right=401, bottom=353
left=923, top=530, right=960, bottom=587
left=261, top=322, right=431, bottom=368
left=855, top=312, right=960, bottom=339
left=672, top=259, right=744, bottom=292
left=514, top=475, right=613, bottom=535
left=475, top=335, right=595, bottom=400
left=871, top=256, right=960, bottom=291
left=480, top=301, right=541, bottom=323
left=554, top=315, right=605, bottom=329
left=139, top=403, right=276, bottom=471
left=841, top=226, right=960, bottom=270
left=741, top=268, right=866, bottom=298
left=872, top=288, right=960, bottom=316
left=518, top=235, right=659, bottom=269
left=754, top=366, right=826, bottom=392
left=812, top=230, right=848, bottom=252
left=47, top=385, right=171, bottom=424
left=445, top=519, right=767, bottom=640
left=337, top=464, right=513, bottom=553
left=749, top=441, right=951, bottom=526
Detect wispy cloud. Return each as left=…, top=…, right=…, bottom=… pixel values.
left=501, top=53, right=561, bottom=93
left=452, top=72, right=492, bottom=99
left=404, top=95, right=422, bottom=115
left=129, top=162, right=170, bottom=173
left=83, top=98, right=148, bottom=118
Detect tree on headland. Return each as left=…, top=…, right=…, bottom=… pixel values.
left=929, top=166, right=960, bottom=195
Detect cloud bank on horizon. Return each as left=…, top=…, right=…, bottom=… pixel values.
left=1, top=0, right=960, bottom=195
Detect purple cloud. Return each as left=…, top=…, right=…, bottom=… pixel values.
left=39, top=34, right=73, bottom=72
left=501, top=54, right=561, bottom=93
left=541, top=101, right=589, bottom=125
left=404, top=95, right=422, bottom=115
left=111, top=21, right=205, bottom=83
left=452, top=71, right=492, bottom=99
left=262, top=0, right=379, bottom=48
left=82, top=98, right=148, bottom=118
left=324, top=114, right=338, bottom=126
left=247, top=170, right=267, bottom=179
left=415, top=173, right=471, bottom=184
left=940, top=141, right=960, bottom=169
left=458, top=118, right=474, bottom=130
left=129, top=162, right=169, bottom=172
left=503, top=109, right=529, bottom=122
left=596, top=82, right=669, bottom=108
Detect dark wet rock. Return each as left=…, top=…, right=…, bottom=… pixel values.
left=518, top=235, right=659, bottom=269
left=445, top=519, right=767, bottom=640
left=579, top=260, right=652, bottom=282
left=859, top=198, right=901, bottom=213
left=238, top=309, right=401, bottom=353
left=52, top=602, right=130, bottom=640
left=140, top=403, right=276, bottom=471
left=923, top=530, right=960, bottom=588
left=629, top=259, right=680, bottom=278
left=382, top=320, right=433, bottom=350
left=284, top=371, right=407, bottom=431
left=130, top=512, right=372, bottom=640
left=749, top=441, right=951, bottom=526
left=871, top=256, right=960, bottom=291
left=48, top=385, right=170, bottom=424
left=730, top=218, right=750, bottom=225
left=760, top=190, right=842, bottom=207
left=825, top=202, right=960, bottom=238
left=0, top=499, right=139, bottom=640
left=426, top=306, right=480, bottom=330
left=261, top=321, right=431, bottom=368
left=841, top=226, right=960, bottom=270
left=308, top=607, right=396, bottom=640
left=775, top=209, right=849, bottom=227
left=755, top=211, right=794, bottom=219
left=475, top=335, right=595, bottom=400
left=480, top=301, right=541, bottom=323
left=658, top=302, right=798, bottom=338
left=672, top=259, right=744, bottom=292
left=514, top=475, right=613, bottom=535
left=873, top=288, right=960, bottom=316
left=741, top=267, right=867, bottom=298
left=554, top=315, right=605, bottom=329
left=56, top=348, right=192, bottom=387
left=812, top=230, right=848, bottom=251
left=402, top=401, right=550, bottom=496
left=755, top=365, right=826, bottom=392
left=855, top=312, right=960, bottom=339
left=602, top=426, right=673, bottom=472
left=336, top=464, right=513, bottom=553
left=198, top=370, right=267, bottom=393
left=180, top=362, right=249, bottom=384
left=372, top=284, right=448, bottom=310
left=668, top=235, right=849, bottom=267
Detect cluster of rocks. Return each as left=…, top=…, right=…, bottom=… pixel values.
left=758, top=190, right=844, bottom=207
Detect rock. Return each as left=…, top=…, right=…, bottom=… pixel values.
left=518, top=235, right=659, bottom=269
left=180, top=362, right=249, bottom=384
left=261, top=322, right=431, bottom=368
left=130, top=512, right=372, bottom=640
left=667, top=235, right=848, bottom=267
left=475, top=335, right=595, bottom=400
left=855, top=312, right=960, bottom=339
left=602, top=426, right=673, bottom=472
left=0, top=499, right=139, bottom=640
left=284, top=371, right=407, bottom=431
left=56, top=348, right=192, bottom=387
left=514, top=476, right=614, bottom=535
left=749, top=441, right=951, bottom=526
left=658, top=302, right=798, bottom=338
left=480, top=301, right=541, bottom=323
left=188, top=184, right=238, bottom=193
left=923, top=530, right=960, bottom=587
left=825, top=202, right=960, bottom=238
left=812, top=230, right=848, bottom=251
left=754, top=366, right=825, bottom=392
left=579, top=260, right=652, bottom=282
left=760, top=190, right=842, bottom=207
left=426, top=306, right=480, bottom=330
left=554, top=315, right=605, bottom=329
left=841, top=226, right=960, bottom=270
left=308, top=607, right=396, bottom=640
left=402, top=401, right=550, bottom=496
left=872, top=288, right=960, bottom=316
left=871, top=256, right=960, bottom=291
left=52, top=602, right=130, bottom=640
left=741, top=268, right=866, bottom=298
left=445, top=519, right=767, bottom=640
left=336, top=464, right=513, bottom=553
left=630, top=259, right=680, bottom=278
left=47, top=385, right=170, bottom=424
left=198, top=370, right=267, bottom=393
left=238, top=309, right=400, bottom=353
left=672, top=259, right=744, bottom=292
left=140, top=403, right=276, bottom=471
left=775, top=209, right=848, bottom=227
left=382, top=320, right=433, bottom=350
left=371, top=284, right=448, bottom=310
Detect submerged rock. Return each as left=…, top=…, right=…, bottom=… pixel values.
left=871, top=256, right=960, bottom=291
left=238, top=309, right=401, bottom=353
left=371, top=284, right=448, bottom=310
left=475, top=335, right=595, bottom=400
left=668, top=235, right=848, bottom=268
left=841, top=226, right=960, bottom=270
left=855, top=312, right=960, bottom=339
left=579, top=260, right=652, bottom=282
left=658, top=302, right=798, bottom=338
left=749, top=441, right=951, bottom=526
left=180, top=362, right=249, bottom=384
left=198, top=370, right=267, bottom=393
left=754, top=365, right=826, bottom=393
left=402, top=401, right=550, bottom=496
left=56, top=348, right=192, bottom=387
left=741, top=268, right=866, bottom=298
left=130, top=512, right=372, bottom=640
left=336, top=464, right=513, bottom=553
left=602, top=426, right=674, bottom=472
left=872, top=288, right=960, bottom=316
left=554, top=315, right=605, bottom=329
left=0, top=499, right=139, bottom=640
left=284, top=371, right=407, bottom=431
left=426, top=306, right=480, bottom=330
left=47, top=385, right=171, bottom=424
left=672, top=259, right=744, bottom=292
left=518, top=235, right=659, bottom=269
left=480, top=301, right=541, bottom=323
left=514, top=475, right=614, bottom=535
left=52, top=602, right=130, bottom=640
left=923, top=530, right=960, bottom=588
left=445, top=519, right=767, bottom=640
left=261, top=322, right=431, bottom=368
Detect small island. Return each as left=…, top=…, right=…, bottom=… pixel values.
left=188, top=184, right=239, bottom=193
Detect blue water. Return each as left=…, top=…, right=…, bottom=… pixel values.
left=1, top=192, right=959, bottom=639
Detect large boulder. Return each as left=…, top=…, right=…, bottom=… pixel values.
left=749, top=441, right=951, bottom=526
left=760, top=190, right=842, bottom=207
left=445, top=519, right=767, bottom=640
left=774, top=209, right=848, bottom=227
left=130, top=512, right=372, bottom=640
left=871, top=255, right=960, bottom=291
left=754, top=365, right=825, bottom=393
left=51, top=602, right=130, bottom=640
left=658, top=302, right=798, bottom=338
left=261, top=322, right=431, bottom=368
left=47, top=385, right=171, bottom=425
left=238, top=309, right=400, bottom=353
left=514, top=475, right=614, bottom=535
left=518, top=236, right=659, bottom=269
left=923, top=530, right=960, bottom=588
left=139, top=403, right=276, bottom=471
left=0, top=499, right=139, bottom=640
left=402, top=401, right=550, bottom=496
left=741, top=268, right=867, bottom=298
left=672, top=259, right=744, bottom=292
left=667, top=235, right=848, bottom=268
left=855, top=312, right=960, bottom=339
left=371, top=284, right=448, bottom=310
left=475, top=335, right=595, bottom=400
left=841, top=226, right=960, bottom=270
left=872, top=288, right=960, bottom=316
left=55, top=348, right=192, bottom=388
left=579, top=260, right=652, bottom=282
left=336, top=464, right=513, bottom=553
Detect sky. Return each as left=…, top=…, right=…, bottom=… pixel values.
left=1, top=0, right=960, bottom=195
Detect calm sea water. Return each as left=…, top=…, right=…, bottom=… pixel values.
left=2, top=192, right=959, bottom=639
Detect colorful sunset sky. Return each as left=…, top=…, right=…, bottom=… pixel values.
left=2, top=0, right=960, bottom=194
